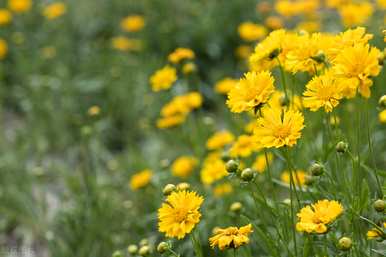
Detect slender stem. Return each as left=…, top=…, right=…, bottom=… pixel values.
left=276, top=58, right=289, bottom=100
left=191, top=231, right=204, bottom=257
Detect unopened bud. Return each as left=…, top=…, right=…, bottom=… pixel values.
left=338, top=237, right=352, bottom=251
left=127, top=245, right=138, bottom=254
left=176, top=182, right=190, bottom=191
left=157, top=242, right=169, bottom=254
left=373, top=199, right=385, bottom=212
left=241, top=168, right=254, bottom=181
left=336, top=141, right=348, bottom=153
left=139, top=239, right=149, bottom=246
left=221, top=151, right=231, bottom=162
left=139, top=245, right=150, bottom=256
left=309, top=163, right=324, bottom=176
left=226, top=160, right=239, bottom=173
left=379, top=95, right=386, bottom=108
left=112, top=250, right=123, bottom=257
left=230, top=202, right=243, bottom=213
left=304, top=175, right=315, bottom=186
left=163, top=184, right=176, bottom=196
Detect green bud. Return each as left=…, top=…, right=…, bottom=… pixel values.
left=157, top=242, right=169, bottom=254
left=139, top=246, right=150, bottom=256
left=338, top=237, right=352, bottom=251
left=163, top=184, right=176, bottom=196
left=112, top=250, right=123, bottom=257
left=225, top=160, right=239, bottom=173
left=309, top=163, right=324, bottom=176
left=176, top=182, right=190, bottom=191
left=127, top=245, right=138, bottom=254
left=268, top=48, right=280, bottom=59
left=336, top=141, right=348, bottom=153
left=139, top=239, right=149, bottom=246
left=379, top=95, right=386, bottom=108
left=230, top=202, right=242, bottom=213
left=221, top=151, right=231, bottom=162
left=373, top=199, right=385, bottom=212
left=304, top=175, right=315, bottom=186
left=241, top=168, right=254, bottom=182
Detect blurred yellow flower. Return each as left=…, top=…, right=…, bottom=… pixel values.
left=150, top=65, right=177, bottom=92
left=121, top=15, right=145, bottom=32
left=238, top=22, right=267, bottom=42
left=201, top=154, right=228, bottom=185
left=227, top=71, right=275, bottom=113
left=209, top=224, right=253, bottom=250
left=326, top=0, right=351, bottom=9
left=111, top=36, right=142, bottom=51
left=235, top=45, right=253, bottom=59
left=252, top=152, right=273, bottom=173
left=171, top=156, right=198, bottom=178
left=0, top=9, right=12, bottom=25
left=158, top=190, right=203, bottom=239
left=168, top=48, right=195, bottom=64
left=157, top=115, right=186, bottom=129
left=265, top=16, right=283, bottom=30
left=206, top=130, right=235, bottom=150
left=87, top=105, right=101, bottom=116
left=130, top=169, right=153, bottom=191
left=43, top=2, right=66, bottom=20
left=8, top=0, right=32, bottom=13
left=182, top=62, right=196, bottom=75
left=296, top=200, right=344, bottom=234
left=296, top=20, right=321, bottom=33
left=378, top=0, right=386, bottom=9
left=338, top=2, right=373, bottom=27
left=281, top=170, right=307, bottom=186
left=253, top=105, right=304, bottom=148
left=0, top=39, right=8, bottom=60
left=367, top=223, right=386, bottom=239
left=230, top=135, right=260, bottom=158
left=214, top=77, right=237, bottom=95
left=213, top=183, right=233, bottom=197
left=275, top=0, right=319, bottom=18
left=379, top=110, right=386, bottom=123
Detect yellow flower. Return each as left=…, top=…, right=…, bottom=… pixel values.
left=0, top=9, right=12, bottom=25
left=230, top=135, right=260, bottom=158
left=213, top=183, right=233, bottom=197
left=238, top=22, right=267, bottom=42
left=281, top=170, right=307, bottom=186
left=150, top=66, right=177, bottom=92
left=201, top=153, right=228, bottom=185
left=326, top=0, right=351, bottom=9
left=296, top=20, right=320, bottom=33
left=209, top=224, right=253, bottom=250
left=168, top=48, right=195, bottom=64
left=367, top=223, right=386, bottom=239
left=157, top=115, right=186, bottom=129
left=253, top=105, right=304, bottom=148
left=235, top=45, right=253, bottom=59
left=43, top=2, right=66, bottom=20
left=0, top=39, right=8, bottom=60
left=111, top=36, right=142, bottom=52
left=338, top=3, right=373, bottom=27
left=378, top=0, right=386, bottom=9
left=206, top=130, right=235, bottom=150
left=265, top=16, right=283, bottom=30
left=87, top=105, right=100, bottom=116
left=8, top=0, right=32, bottom=13
left=333, top=44, right=381, bottom=98
left=303, top=73, right=345, bottom=112
left=296, top=200, right=344, bottom=234
left=275, top=0, right=319, bottom=17
left=379, top=110, right=386, bottom=123
left=158, top=190, right=203, bottom=239
left=171, top=156, right=198, bottom=178
left=129, top=169, right=153, bottom=191
left=227, top=71, right=275, bottom=113
left=214, top=78, right=237, bottom=95
left=252, top=152, right=273, bottom=173
left=120, top=15, right=145, bottom=32
left=182, top=62, right=196, bottom=75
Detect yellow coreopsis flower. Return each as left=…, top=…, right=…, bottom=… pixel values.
left=43, top=2, right=66, bottom=20
left=8, top=0, right=32, bottom=13
left=252, top=152, right=273, bottom=173
left=238, top=22, right=267, bottom=42
left=120, top=15, right=145, bottom=32
left=111, top=36, right=141, bottom=51
left=171, top=156, right=198, bottom=178
left=303, top=73, right=345, bottom=112
left=157, top=115, right=186, bottom=129
left=214, top=78, right=237, bottom=95
left=168, top=48, right=195, bottom=64
left=253, top=105, right=304, bottom=148
left=338, top=2, right=373, bottom=27
left=326, top=0, right=351, bottom=9
left=0, top=9, right=12, bottom=25
left=158, top=190, right=204, bottom=239
left=281, top=170, right=307, bottom=186
left=0, top=39, right=8, bottom=60
left=379, top=110, right=386, bottom=123
left=200, top=153, right=228, bottom=185
left=235, top=45, right=253, bottom=59
left=206, top=130, right=235, bottom=150
left=213, top=183, right=233, bottom=197
left=229, top=135, right=260, bottom=158
left=209, top=224, right=253, bottom=250
left=367, top=223, right=386, bottom=239
left=227, top=71, right=275, bottom=113
left=150, top=66, right=177, bottom=92
left=333, top=44, right=381, bottom=98
left=265, top=16, right=283, bottom=30
left=296, top=200, right=344, bottom=234
left=87, top=105, right=101, bottom=116
left=129, top=169, right=153, bottom=191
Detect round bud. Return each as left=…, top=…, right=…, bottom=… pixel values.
left=221, top=151, right=231, bottom=162
left=157, top=242, right=169, bottom=254
left=241, top=168, right=254, bottom=182
left=139, top=245, right=150, bottom=256
left=176, top=182, right=190, bottom=191
left=373, top=199, right=385, bottom=212
left=379, top=95, right=386, bottom=108
left=309, top=163, right=324, bottom=176
left=338, top=237, right=352, bottom=251
left=163, top=184, right=176, bottom=196
left=230, top=202, right=242, bottom=213
left=127, top=245, right=138, bottom=254
left=225, top=160, right=239, bottom=173
left=139, top=239, right=149, bottom=246
left=112, top=250, right=123, bottom=257
left=336, top=141, right=348, bottom=153
left=304, top=175, right=315, bottom=186
left=283, top=198, right=291, bottom=205
left=182, top=62, right=196, bottom=75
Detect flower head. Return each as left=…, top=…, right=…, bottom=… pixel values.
left=0, top=9, right=12, bottom=25
left=158, top=190, right=204, bottom=239
left=281, top=170, right=307, bottom=186
left=168, top=48, right=195, bottom=64
left=171, top=156, right=198, bottom=178
left=338, top=2, right=373, bottom=27
left=209, top=224, right=253, bottom=250
left=43, top=2, right=66, bottom=20
left=150, top=66, right=177, bottom=92
left=206, top=130, right=235, bottom=150
left=296, top=200, right=344, bottom=234
left=227, top=71, right=275, bottom=113
left=121, top=15, right=145, bottom=32
left=230, top=135, right=260, bottom=158
left=215, top=78, right=238, bottom=95
left=200, top=153, right=228, bottom=185
left=111, top=36, right=141, bottom=52
left=130, top=169, right=153, bottom=191
left=238, top=22, right=267, bottom=42
left=8, top=0, right=32, bottom=13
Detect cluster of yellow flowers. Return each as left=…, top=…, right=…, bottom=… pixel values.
left=112, top=15, right=145, bottom=52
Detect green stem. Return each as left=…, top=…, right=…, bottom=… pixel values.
left=191, top=231, right=204, bottom=257
left=276, top=58, right=289, bottom=100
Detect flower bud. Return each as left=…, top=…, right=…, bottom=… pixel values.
left=304, top=175, right=315, bottom=186
left=139, top=239, right=149, bottom=246
left=283, top=198, right=291, bottom=205
left=139, top=245, right=150, bottom=256
left=176, top=182, right=190, bottom=191
left=225, top=160, right=239, bottom=173
left=338, top=237, right=352, bottom=251
left=157, top=242, right=169, bottom=254
left=379, top=95, right=386, bottom=108
left=127, top=245, right=138, bottom=254
left=221, top=151, right=231, bottom=162
left=336, top=141, right=348, bottom=153
left=112, top=250, right=123, bottom=257
left=230, top=202, right=242, bottom=213
left=163, top=184, right=176, bottom=196
left=241, top=168, right=254, bottom=182
left=373, top=199, right=385, bottom=212
left=309, top=163, right=324, bottom=176
left=182, top=62, right=196, bottom=75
